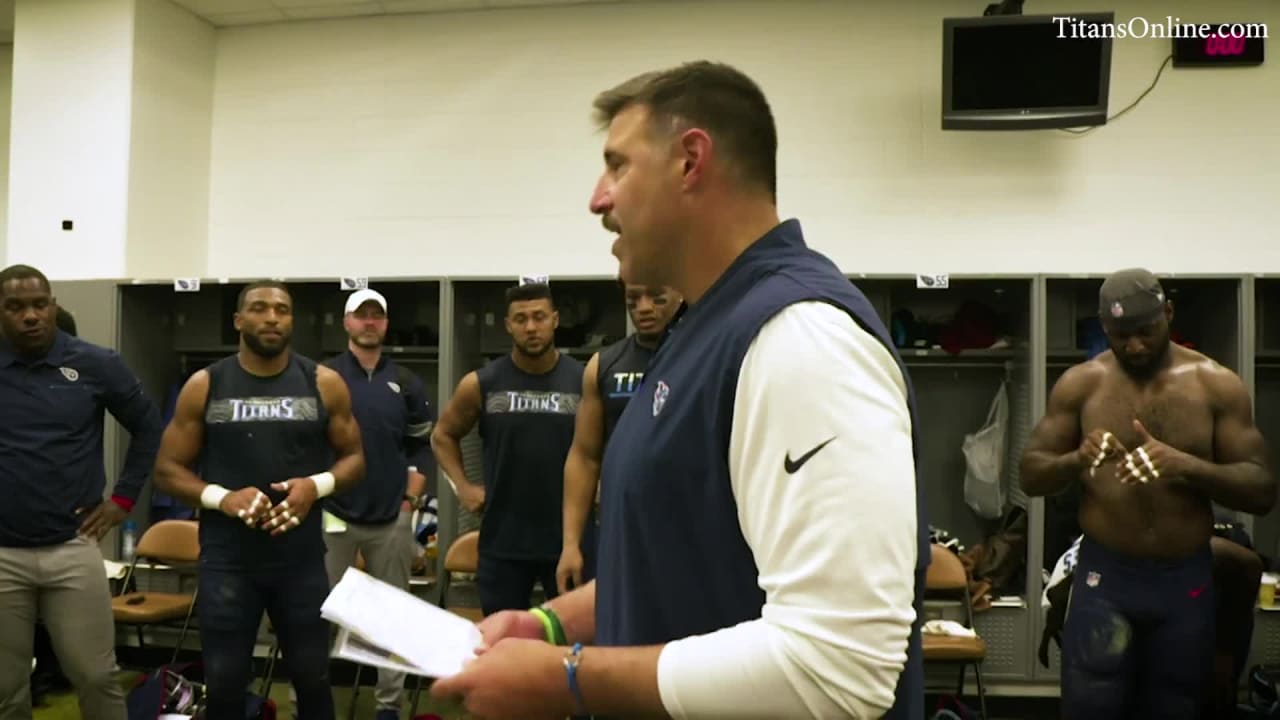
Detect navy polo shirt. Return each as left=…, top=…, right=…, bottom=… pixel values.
left=0, top=331, right=163, bottom=548
left=324, top=351, right=435, bottom=525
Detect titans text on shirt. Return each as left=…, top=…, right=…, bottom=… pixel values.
left=198, top=354, right=333, bottom=569
left=476, top=353, right=583, bottom=562
left=596, top=334, right=655, bottom=447
left=0, top=330, right=163, bottom=547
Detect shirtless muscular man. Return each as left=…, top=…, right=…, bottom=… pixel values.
left=1020, top=268, right=1276, bottom=720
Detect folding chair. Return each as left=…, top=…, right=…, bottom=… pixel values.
left=922, top=543, right=989, bottom=720
left=407, top=530, right=481, bottom=716
left=111, top=520, right=201, bottom=666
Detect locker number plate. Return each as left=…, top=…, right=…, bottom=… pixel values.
left=340, top=277, right=369, bottom=290
left=173, top=278, right=201, bottom=292
left=916, top=273, right=949, bottom=289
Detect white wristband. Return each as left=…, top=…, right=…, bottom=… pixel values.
left=309, top=471, right=336, bottom=498
left=201, top=484, right=231, bottom=510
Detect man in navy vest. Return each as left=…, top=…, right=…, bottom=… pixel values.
left=433, top=60, right=928, bottom=720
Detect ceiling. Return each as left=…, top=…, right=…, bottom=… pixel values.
left=0, top=0, right=655, bottom=45
left=168, top=0, right=636, bottom=27
left=0, top=0, right=635, bottom=42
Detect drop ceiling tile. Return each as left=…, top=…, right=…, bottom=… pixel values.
left=171, top=0, right=272, bottom=14
left=206, top=8, right=289, bottom=25
left=485, top=0, right=594, bottom=5
left=383, top=0, right=483, bottom=11
left=279, top=2, right=385, bottom=19
left=271, top=0, right=380, bottom=8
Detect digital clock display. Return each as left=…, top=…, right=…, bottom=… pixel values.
left=1172, top=27, right=1265, bottom=66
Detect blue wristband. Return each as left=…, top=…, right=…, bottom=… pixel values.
left=563, top=642, right=587, bottom=715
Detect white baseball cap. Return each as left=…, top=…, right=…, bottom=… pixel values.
left=344, top=288, right=387, bottom=314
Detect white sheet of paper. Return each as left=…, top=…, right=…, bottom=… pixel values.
left=322, top=510, right=348, bottom=534
left=321, top=567, right=482, bottom=678
left=102, top=559, right=129, bottom=580
left=331, top=627, right=423, bottom=675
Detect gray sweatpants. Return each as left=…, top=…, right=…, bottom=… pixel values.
left=0, top=535, right=125, bottom=720
left=323, top=511, right=415, bottom=711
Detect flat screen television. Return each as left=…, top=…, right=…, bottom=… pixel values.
left=942, top=12, right=1114, bottom=130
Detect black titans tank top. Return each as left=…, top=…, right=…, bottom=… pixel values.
left=198, top=353, right=333, bottom=569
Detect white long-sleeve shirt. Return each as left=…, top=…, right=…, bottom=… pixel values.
left=655, top=300, right=920, bottom=719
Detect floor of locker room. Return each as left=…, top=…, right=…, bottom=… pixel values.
left=29, top=673, right=1070, bottom=719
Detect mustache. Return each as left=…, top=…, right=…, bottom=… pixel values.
left=601, top=216, right=621, bottom=233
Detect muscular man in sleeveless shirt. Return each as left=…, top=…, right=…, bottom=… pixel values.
left=154, top=281, right=365, bottom=720
left=432, top=282, right=583, bottom=616
left=1021, top=268, right=1275, bottom=720
left=556, top=282, right=680, bottom=594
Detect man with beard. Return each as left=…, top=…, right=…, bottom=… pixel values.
left=0, top=264, right=163, bottom=720
left=432, top=281, right=584, bottom=616
left=555, top=282, right=681, bottom=594
left=430, top=62, right=925, bottom=720
left=319, top=288, right=435, bottom=720
left=153, top=280, right=365, bottom=720
left=1020, top=268, right=1275, bottom=720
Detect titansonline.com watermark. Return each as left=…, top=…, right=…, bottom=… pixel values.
left=1053, top=16, right=1269, bottom=40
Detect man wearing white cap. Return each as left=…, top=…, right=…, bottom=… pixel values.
left=321, top=288, right=436, bottom=720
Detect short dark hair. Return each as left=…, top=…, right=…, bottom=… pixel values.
left=505, top=282, right=554, bottom=312
left=592, top=60, right=778, bottom=201
left=0, top=264, right=51, bottom=296
left=55, top=307, right=78, bottom=336
left=237, top=280, right=291, bottom=311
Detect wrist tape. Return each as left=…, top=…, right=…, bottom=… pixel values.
left=310, top=471, right=336, bottom=498
left=200, top=484, right=231, bottom=510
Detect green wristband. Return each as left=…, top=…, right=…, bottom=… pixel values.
left=529, top=607, right=557, bottom=644
left=531, top=605, right=567, bottom=645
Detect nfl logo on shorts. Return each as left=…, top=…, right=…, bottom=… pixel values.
left=652, top=380, right=670, bottom=417
left=1086, top=571, right=1101, bottom=587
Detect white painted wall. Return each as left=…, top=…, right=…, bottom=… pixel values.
left=6, top=0, right=135, bottom=278
left=125, top=0, right=215, bottom=279
left=205, top=0, right=1280, bottom=279
left=0, top=44, right=12, bottom=266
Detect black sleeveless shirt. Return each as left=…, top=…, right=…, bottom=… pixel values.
left=596, top=335, right=655, bottom=447
left=475, top=352, right=583, bottom=561
left=198, top=353, right=333, bottom=569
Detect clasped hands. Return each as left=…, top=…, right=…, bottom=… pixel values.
left=1081, top=419, right=1191, bottom=485
left=217, top=478, right=319, bottom=536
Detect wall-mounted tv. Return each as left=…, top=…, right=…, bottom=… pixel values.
left=942, top=12, right=1114, bottom=130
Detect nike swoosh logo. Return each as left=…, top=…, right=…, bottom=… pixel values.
left=784, top=436, right=836, bottom=474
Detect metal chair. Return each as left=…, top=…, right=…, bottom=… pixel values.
left=111, top=520, right=201, bottom=666
left=406, top=530, right=481, bottom=716
left=922, top=543, right=989, bottom=720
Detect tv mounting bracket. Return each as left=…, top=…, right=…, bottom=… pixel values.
left=984, top=0, right=1025, bottom=16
